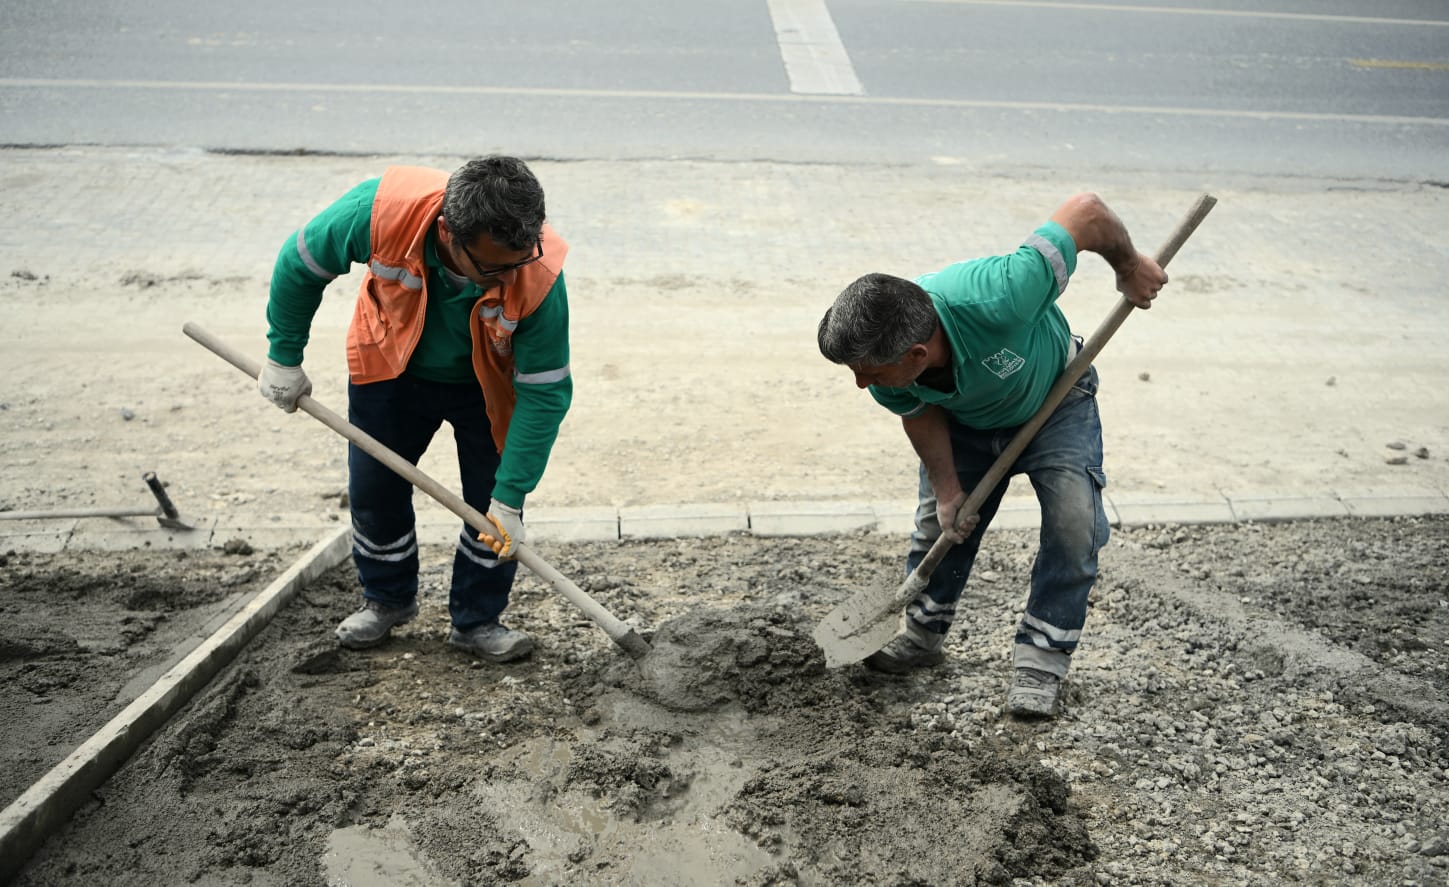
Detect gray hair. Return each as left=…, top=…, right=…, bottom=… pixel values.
left=817, top=273, right=938, bottom=365
left=442, top=156, right=546, bottom=251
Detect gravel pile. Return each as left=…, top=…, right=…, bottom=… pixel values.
left=889, top=517, right=1449, bottom=885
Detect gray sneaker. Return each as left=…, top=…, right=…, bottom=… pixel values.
left=449, top=622, right=534, bottom=663
left=335, top=599, right=418, bottom=649
left=864, top=628, right=945, bottom=674
left=1007, top=667, right=1063, bottom=718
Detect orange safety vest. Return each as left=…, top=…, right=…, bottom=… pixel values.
left=345, top=166, right=569, bottom=453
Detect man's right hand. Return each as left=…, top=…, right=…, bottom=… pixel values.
left=259, top=359, right=312, bottom=412
left=936, top=493, right=980, bottom=545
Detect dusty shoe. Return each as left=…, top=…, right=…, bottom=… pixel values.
left=864, top=629, right=945, bottom=674
left=1007, top=667, right=1063, bottom=718
left=335, top=599, right=419, bottom=649
left=449, top=622, right=534, bottom=663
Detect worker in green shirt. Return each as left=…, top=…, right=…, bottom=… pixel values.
left=817, top=193, right=1168, bottom=717
left=259, top=156, right=572, bottom=663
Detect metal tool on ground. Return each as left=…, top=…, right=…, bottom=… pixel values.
left=813, top=194, right=1219, bottom=668
left=182, top=322, right=652, bottom=661
left=0, top=471, right=194, bottom=530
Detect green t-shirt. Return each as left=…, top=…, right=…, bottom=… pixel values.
left=264, top=178, right=572, bottom=507
left=869, top=221, right=1078, bottom=429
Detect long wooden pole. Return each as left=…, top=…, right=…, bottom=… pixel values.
left=183, top=323, right=651, bottom=660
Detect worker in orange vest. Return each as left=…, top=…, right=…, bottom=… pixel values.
left=259, top=156, right=571, bottom=663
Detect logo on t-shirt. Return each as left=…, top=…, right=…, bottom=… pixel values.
left=982, top=349, right=1025, bottom=380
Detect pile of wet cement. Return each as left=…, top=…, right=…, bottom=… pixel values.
left=580, top=603, right=1094, bottom=883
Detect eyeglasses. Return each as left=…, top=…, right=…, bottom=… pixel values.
left=457, top=237, right=544, bottom=279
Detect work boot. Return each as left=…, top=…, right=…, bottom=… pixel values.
left=1007, top=667, right=1063, bottom=718
left=864, top=626, right=945, bottom=674
left=449, top=621, right=534, bottom=663
left=335, top=599, right=418, bottom=649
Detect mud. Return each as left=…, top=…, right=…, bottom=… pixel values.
left=0, top=545, right=296, bottom=810
left=4, top=517, right=1448, bottom=885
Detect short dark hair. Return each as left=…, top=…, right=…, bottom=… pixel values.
left=818, top=272, right=938, bottom=365
left=443, top=156, right=546, bottom=251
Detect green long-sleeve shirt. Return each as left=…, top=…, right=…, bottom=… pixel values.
left=264, top=178, right=572, bottom=507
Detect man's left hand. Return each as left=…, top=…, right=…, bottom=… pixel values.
left=480, top=498, right=525, bottom=559
left=1117, top=251, right=1169, bottom=309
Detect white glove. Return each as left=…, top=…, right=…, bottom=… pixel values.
left=480, top=498, right=525, bottom=559
left=258, top=359, right=312, bottom=413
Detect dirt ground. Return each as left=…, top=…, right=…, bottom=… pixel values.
left=3, top=516, right=1446, bottom=886
left=3, top=152, right=1448, bottom=525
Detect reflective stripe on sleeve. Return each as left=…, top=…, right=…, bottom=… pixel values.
left=1024, top=233, right=1070, bottom=296
left=369, top=259, right=423, bottom=290
left=296, top=228, right=339, bottom=281
left=514, top=363, right=571, bottom=385
left=900, top=402, right=928, bottom=419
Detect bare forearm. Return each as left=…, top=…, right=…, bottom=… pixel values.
left=1049, top=192, right=1137, bottom=274
left=902, top=407, right=960, bottom=501
left=1049, top=192, right=1168, bottom=309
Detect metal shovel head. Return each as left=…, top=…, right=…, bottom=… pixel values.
left=812, top=572, right=928, bottom=668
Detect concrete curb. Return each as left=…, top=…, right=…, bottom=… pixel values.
left=1, top=488, right=1447, bottom=552
left=0, top=525, right=353, bottom=882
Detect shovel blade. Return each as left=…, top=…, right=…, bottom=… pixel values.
left=813, top=604, right=900, bottom=668
left=812, top=572, right=928, bottom=668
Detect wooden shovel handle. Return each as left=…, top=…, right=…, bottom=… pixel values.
left=912, top=193, right=1218, bottom=580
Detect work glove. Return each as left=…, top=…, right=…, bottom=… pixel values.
left=480, top=498, right=525, bottom=559
left=936, top=495, right=980, bottom=545
left=258, top=359, right=311, bottom=413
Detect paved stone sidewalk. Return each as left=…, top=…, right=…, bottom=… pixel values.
left=2, top=146, right=1447, bottom=537
left=5, top=487, right=1448, bottom=554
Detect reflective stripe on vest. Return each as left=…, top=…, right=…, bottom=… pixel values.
left=369, top=259, right=424, bottom=291
left=477, top=303, right=521, bottom=332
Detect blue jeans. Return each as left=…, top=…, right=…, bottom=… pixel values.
left=904, top=365, right=1110, bottom=678
left=347, top=375, right=516, bottom=631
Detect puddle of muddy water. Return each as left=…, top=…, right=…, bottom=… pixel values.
left=480, top=698, right=778, bottom=885
left=322, top=812, right=449, bottom=887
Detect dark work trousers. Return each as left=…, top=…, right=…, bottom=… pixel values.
left=347, top=375, right=517, bottom=631
left=904, top=365, right=1111, bottom=678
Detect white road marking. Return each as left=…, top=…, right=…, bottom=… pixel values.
left=906, top=0, right=1449, bottom=28
left=2, top=77, right=1446, bottom=127
left=765, top=0, right=865, bottom=95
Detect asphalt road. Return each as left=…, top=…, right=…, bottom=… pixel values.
left=2, top=0, right=1447, bottom=180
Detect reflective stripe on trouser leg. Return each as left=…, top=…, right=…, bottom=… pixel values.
left=351, top=524, right=421, bottom=608
left=903, top=461, right=1010, bottom=640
